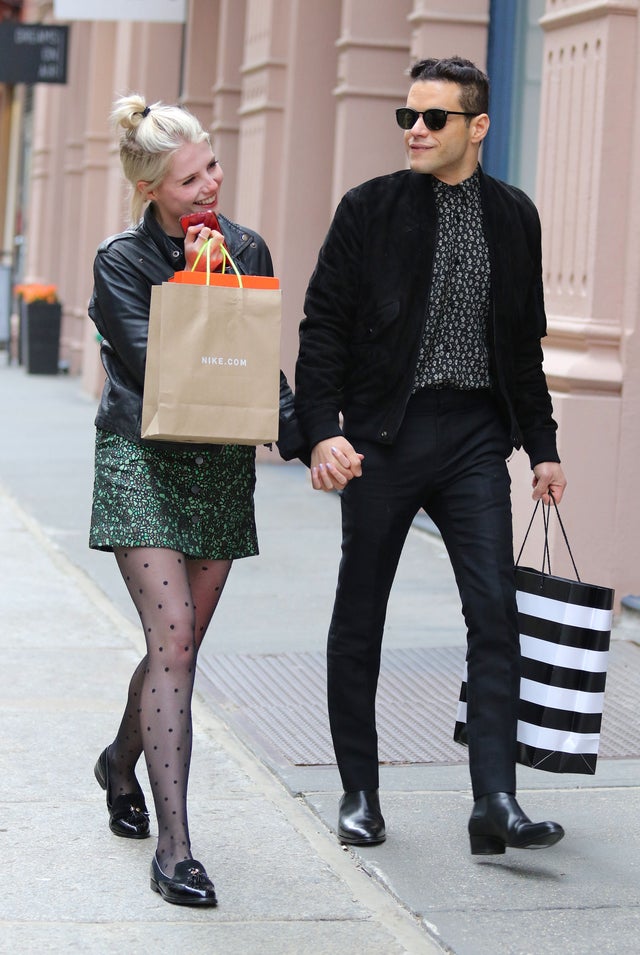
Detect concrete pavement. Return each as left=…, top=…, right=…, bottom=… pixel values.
left=1, top=362, right=639, bottom=954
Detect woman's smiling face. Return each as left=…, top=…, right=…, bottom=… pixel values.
left=140, top=139, right=224, bottom=235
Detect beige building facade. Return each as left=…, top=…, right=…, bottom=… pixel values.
left=3, top=0, right=640, bottom=608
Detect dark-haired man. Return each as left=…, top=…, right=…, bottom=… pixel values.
left=295, top=57, right=566, bottom=855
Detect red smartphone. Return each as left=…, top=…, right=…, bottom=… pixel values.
left=180, top=211, right=221, bottom=235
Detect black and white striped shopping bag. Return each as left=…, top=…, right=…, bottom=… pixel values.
left=454, top=499, right=614, bottom=774
left=514, top=566, right=613, bottom=772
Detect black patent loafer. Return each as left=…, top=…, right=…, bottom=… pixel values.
left=338, top=789, right=386, bottom=845
left=150, top=854, right=218, bottom=907
left=94, top=746, right=150, bottom=840
left=469, top=792, right=564, bottom=855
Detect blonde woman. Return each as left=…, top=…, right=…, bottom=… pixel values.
left=89, top=95, right=305, bottom=906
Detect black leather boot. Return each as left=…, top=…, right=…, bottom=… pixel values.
left=338, top=789, right=386, bottom=845
left=469, top=792, right=564, bottom=855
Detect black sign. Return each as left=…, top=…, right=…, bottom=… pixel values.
left=0, top=22, right=69, bottom=84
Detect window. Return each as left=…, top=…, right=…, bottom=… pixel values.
left=484, top=0, right=545, bottom=197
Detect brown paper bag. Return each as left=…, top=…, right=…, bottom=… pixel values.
left=141, top=274, right=281, bottom=445
left=141, top=284, right=163, bottom=439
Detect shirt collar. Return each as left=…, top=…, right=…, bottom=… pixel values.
left=432, top=166, right=481, bottom=198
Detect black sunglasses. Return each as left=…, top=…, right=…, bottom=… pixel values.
left=395, top=107, right=479, bottom=131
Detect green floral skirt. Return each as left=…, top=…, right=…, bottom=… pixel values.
left=90, top=429, right=258, bottom=560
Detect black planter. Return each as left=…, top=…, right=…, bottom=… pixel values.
left=21, top=301, right=61, bottom=374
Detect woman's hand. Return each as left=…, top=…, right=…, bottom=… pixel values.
left=184, top=224, right=224, bottom=271
left=310, top=437, right=364, bottom=491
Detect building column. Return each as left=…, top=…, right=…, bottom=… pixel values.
left=512, top=0, right=639, bottom=604
left=231, top=0, right=296, bottom=384
left=332, top=0, right=413, bottom=204
left=77, top=20, right=121, bottom=389
left=266, top=0, right=341, bottom=377
left=60, top=20, right=105, bottom=376
left=210, top=0, right=246, bottom=219
left=180, top=0, right=220, bottom=129
left=408, top=0, right=490, bottom=67
left=235, top=0, right=289, bottom=234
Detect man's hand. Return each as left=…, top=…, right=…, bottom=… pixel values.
left=532, top=462, right=567, bottom=505
left=310, top=437, right=364, bottom=492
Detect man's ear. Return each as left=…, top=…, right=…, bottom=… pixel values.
left=470, top=113, right=490, bottom=145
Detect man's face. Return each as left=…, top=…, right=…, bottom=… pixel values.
left=402, top=79, right=488, bottom=185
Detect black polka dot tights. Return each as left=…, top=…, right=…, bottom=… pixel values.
left=108, top=547, right=231, bottom=876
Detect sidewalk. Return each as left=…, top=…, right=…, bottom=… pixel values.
left=1, top=363, right=639, bottom=954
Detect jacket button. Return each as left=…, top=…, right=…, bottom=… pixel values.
left=242, top=234, right=249, bottom=241
left=191, top=484, right=201, bottom=495
left=380, top=430, right=388, bottom=439
left=194, top=455, right=204, bottom=465
left=191, top=514, right=200, bottom=525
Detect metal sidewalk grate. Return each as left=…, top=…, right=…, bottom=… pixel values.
left=197, top=642, right=640, bottom=767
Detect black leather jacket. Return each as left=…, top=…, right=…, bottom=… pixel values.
left=296, top=166, right=559, bottom=469
left=89, top=203, right=307, bottom=462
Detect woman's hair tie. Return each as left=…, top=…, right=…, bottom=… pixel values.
left=141, top=106, right=151, bottom=118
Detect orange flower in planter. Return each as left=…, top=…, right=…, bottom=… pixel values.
left=14, top=282, right=59, bottom=304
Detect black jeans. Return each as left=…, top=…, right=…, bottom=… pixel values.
left=328, top=389, right=520, bottom=799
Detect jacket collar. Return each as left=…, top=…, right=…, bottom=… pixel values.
left=141, top=204, right=185, bottom=269
left=217, top=213, right=255, bottom=263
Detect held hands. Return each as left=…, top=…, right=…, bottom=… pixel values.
left=310, top=437, right=364, bottom=492
left=184, top=224, right=224, bottom=272
left=532, top=462, right=567, bottom=505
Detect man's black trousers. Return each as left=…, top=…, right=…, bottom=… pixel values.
left=328, top=388, right=520, bottom=800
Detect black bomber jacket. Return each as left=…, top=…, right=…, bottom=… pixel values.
left=295, top=166, right=560, bottom=469
left=89, top=203, right=307, bottom=462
